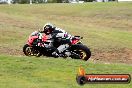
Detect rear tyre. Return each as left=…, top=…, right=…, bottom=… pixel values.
left=23, top=44, right=42, bottom=57
left=70, top=44, right=91, bottom=61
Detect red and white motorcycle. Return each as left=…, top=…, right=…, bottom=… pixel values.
left=23, top=31, right=91, bottom=61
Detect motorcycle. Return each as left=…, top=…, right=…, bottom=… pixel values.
left=23, top=31, right=91, bottom=61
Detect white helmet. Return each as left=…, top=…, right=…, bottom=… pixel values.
left=43, top=23, right=55, bottom=34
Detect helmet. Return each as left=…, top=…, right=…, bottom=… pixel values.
left=43, top=23, right=55, bottom=35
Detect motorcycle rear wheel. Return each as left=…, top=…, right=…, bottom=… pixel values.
left=70, top=44, right=91, bottom=61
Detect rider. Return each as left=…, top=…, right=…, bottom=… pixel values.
left=41, top=23, right=72, bottom=57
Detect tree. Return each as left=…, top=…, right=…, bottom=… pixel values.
left=12, top=0, right=39, bottom=4
left=57, top=0, right=62, bottom=2
left=12, top=0, right=29, bottom=3
left=12, top=0, right=64, bottom=3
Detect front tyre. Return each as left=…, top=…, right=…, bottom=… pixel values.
left=23, top=44, right=42, bottom=57
left=70, top=44, right=91, bottom=61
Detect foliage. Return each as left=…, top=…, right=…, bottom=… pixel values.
left=12, top=0, right=64, bottom=3
left=12, top=0, right=46, bottom=3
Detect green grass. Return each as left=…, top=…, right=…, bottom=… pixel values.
left=0, top=2, right=132, bottom=63
left=0, top=3, right=132, bottom=52
left=0, top=2, right=132, bottom=88
left=0, top=55, right=132, bottom=88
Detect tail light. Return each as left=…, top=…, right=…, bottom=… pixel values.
left=71, top=39, right=79, bottom=44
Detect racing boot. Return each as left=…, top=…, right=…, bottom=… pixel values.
left=57, top=44, right=69, bottom=53
left=52, top=50, right=59, bottom=58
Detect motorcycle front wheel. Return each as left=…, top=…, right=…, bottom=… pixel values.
left=23, top=44, right=42, bottom=57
